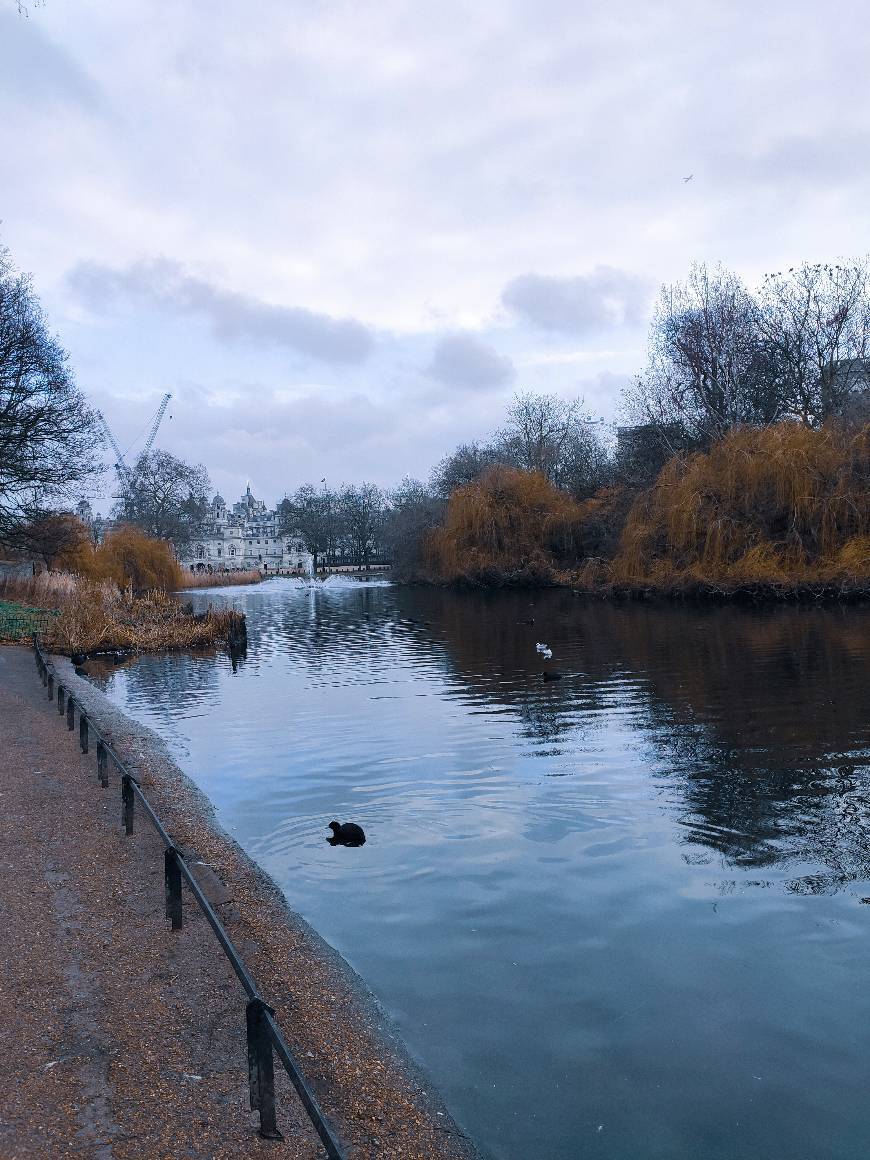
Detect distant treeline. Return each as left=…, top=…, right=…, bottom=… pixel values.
left=394, top=259, right=870, bottom=594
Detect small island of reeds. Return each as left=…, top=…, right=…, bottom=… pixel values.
left=0, top=526, right=246, bottom=655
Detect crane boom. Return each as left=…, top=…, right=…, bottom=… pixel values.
left=141, top=392, right=172, bottom=458
left=96, top=411, right=133, bottom=486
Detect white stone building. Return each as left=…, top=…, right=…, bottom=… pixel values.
left=181, top=485, right=312, bottom=575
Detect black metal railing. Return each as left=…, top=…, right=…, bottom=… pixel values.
left=33, top=636, right=344, bottom=1157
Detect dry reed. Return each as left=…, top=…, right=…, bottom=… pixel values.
left=175, top=569, right=263, bottom=589
left=0, top=571, right=246, bottom=655
left=43, top=584, right=246, bottom=655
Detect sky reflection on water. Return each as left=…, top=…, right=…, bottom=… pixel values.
left=87, top=580, right=870, bottom=1160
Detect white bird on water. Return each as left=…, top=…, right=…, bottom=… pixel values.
left=536, top=643, right=553, bottom=659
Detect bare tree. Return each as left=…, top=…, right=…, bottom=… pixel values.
left=337, top=483, right=386, bottom=568
left=626, top=263, right=781, bottom=445
left=112, top=450, right=210, bottom=550
left=0, top=249, right=100, bottom=548
left=12, top=511, right=90, bottom=570
left=497, top=391, right=585, bottom=481
left=430, top=393, right=611, bottom=501
left=278, top=484, right=338, bottom=573
left=382, top=478, right=445, bottom=580
left=756, top=259, right=870, bottom=426
left=431, top=441, right=506, bottom=498
left=557, top=425, right=613, bottom=499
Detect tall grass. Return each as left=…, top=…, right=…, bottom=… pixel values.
left=611, top=421, right=870, bottom=589
left=0, top=570, right=81, bottom=609
left=175, top=568, right=263, bottom=589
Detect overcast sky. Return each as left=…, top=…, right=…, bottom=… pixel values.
left=3, top=1, right=869, bottom=505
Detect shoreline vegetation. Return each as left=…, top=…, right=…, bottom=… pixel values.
left=0, top=571, right=247, bottom=655
left=0, top=527, right=249, bottom=655
left=382, top=259, right=870, bottom=603
left=420, top=422, right=870, bottom=601
left=4, top=250, right=870, bottom=610
left=175, top=567, right=263, bottom=589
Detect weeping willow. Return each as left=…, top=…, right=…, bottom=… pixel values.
left=613, top=422, right=870, bottom=587
left=425, top=466, right=585, bottom=584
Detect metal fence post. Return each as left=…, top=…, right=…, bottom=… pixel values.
left=121, top=775, right=134, bottom=835
left=164, top=847, right=183, bottom=930
left=47, top=673, right=54, bottom=701
left=79, top=714, right=89, bottom=754
left=66, top=697, right=75, bottom=731
left=246, top=998, right=283, bottom=1141
left=96, top=740, right=108, bottom=788
left=57, top=684, right=65, bottom=715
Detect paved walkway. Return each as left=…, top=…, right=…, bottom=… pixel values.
left=0, top=646, right=320, bottom=1159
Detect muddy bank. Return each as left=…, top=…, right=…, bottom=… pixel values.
left=33, top=649, right=480, bottom=1159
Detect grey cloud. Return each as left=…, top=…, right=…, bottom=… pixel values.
left=502, top=267, right=651, bottom=336
left=0, top=11, right=101, bottom=109
left=731, top=131, right=870, bottom=189
left=66, top=258, right=374, bottom=365
left=116, top=382, right=447, bottom=495
left=427, top=332, right=515, bottom=389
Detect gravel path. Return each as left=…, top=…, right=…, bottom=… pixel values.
left=0, top=646, right=479, bottom=1160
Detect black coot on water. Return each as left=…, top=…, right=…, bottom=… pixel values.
left=328, top=821, right=366, bottom=847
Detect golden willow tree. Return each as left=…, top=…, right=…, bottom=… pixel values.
left=424, top=466, right=586, bottom=584
left=613, top=422, right=870, bottom=588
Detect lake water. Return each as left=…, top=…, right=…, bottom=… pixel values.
left=86, top=580, right=870, bottom=1159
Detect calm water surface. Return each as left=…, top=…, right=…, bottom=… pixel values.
left=87, top=580, right=870, bottom=1159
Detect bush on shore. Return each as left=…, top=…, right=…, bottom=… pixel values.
left=421, top=422, right=870, bottom=596
left=45, top=583, right=246, bottom=655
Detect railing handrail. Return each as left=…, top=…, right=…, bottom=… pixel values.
left=32, top=635, right=344, bottom=1157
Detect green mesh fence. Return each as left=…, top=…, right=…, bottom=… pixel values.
left=0, top=601, right=60, bottom=641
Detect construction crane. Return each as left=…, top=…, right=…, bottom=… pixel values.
left=97, top=392, right=172, bottom=496
left=97, top=413, right=134, bottom=489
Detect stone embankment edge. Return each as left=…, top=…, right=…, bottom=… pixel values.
left=53, top=654, right=482, bottom=1160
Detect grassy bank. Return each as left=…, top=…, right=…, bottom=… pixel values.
left=423, top=422, right=870, bottom=601
left=0, top=572, right=246, bottom=656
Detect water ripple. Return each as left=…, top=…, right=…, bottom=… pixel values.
left=87, top=584, right=870, bottom=1160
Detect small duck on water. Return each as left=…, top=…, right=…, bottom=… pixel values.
left=327, top=820, right=367, bottom=847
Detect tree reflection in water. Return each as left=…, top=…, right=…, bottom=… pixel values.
left=407, top=591, right=870, bottom=891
